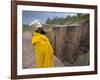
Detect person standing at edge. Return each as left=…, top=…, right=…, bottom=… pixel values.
left=29, top=20, right=54, bottom=68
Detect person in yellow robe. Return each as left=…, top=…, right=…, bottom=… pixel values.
left=29, top=20, right=54, bottom=68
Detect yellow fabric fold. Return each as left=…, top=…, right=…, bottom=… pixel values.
left=32, top=32, right=54, bottom=68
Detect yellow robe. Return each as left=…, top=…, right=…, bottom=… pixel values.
left=32, top=32, right=54, bottom=68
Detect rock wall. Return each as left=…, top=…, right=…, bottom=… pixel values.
left=53, top=25, right=82, bottom=63
left=46, top=21, right=89, bottom=64
left=79, top=20, right=89, bottom=53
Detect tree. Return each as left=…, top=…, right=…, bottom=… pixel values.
left=77, top=13, right=82, bottom=17
left=46, top=18, right=51, bottom=24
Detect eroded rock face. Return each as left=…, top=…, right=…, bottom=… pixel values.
left=46, top=21, right=89, bottom=64
left=79, top=20, right=89, bottom=53
left=52, top=26, right=81, bottom=63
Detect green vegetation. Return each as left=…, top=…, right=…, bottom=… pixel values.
left=45, top=14, right=89, bottom=26
left=22, top=25, right=31, bottom=32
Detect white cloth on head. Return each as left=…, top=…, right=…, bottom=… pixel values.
left=29, top=20, right=42, bottom=31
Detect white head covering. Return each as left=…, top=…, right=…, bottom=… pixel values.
left=29, top=20, right=42, bottom=31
